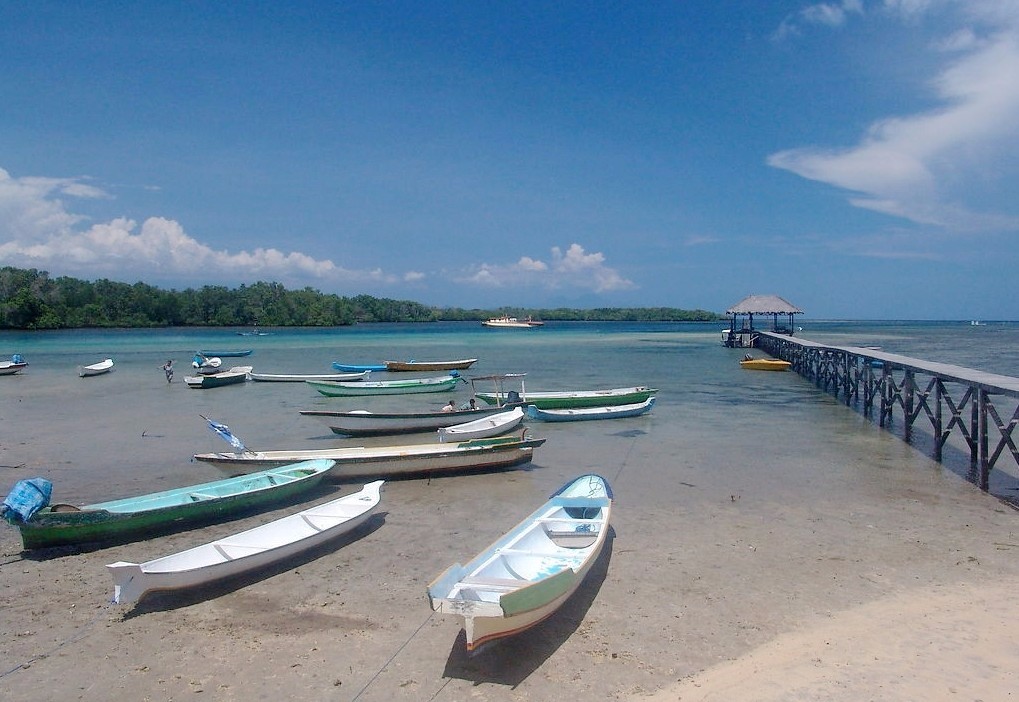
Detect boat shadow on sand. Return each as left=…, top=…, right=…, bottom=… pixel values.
left=439, top=526, right=615, bottom=687
left=117, top=513, right=386, bottom=618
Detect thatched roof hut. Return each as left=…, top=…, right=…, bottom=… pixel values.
left=725, top=294, right=803, bottom=335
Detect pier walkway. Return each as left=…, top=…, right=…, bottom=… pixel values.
left=756, top=331, right=1019, bottom=494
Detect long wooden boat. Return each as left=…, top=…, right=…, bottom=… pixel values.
left=0, top=360, right=29, bottom=375
left=198, top=349, right=253, bottom=357
left=307, top=374, right=461, bottom=397
left=300, top=404, right=510, bottom=436
left=184, top=366, right=252, bottom=389
left=524, top=397, right=656, bottom=422
left=427, top=473, right=612, bottom=652
left=107, top=479, right=383, bottom=605
left=193, top=435, right=546, bottom=478
left=476, top=385, right=657, bottom=410
left=332, top=361, right=387, bottom=373
left=249, top=370, right=370, bottom=383
left=384, top=358, right=478, bottom=372
left=11, top=460, right=334, bottom=550
left=438, top=407, right=525, bottom=442
left=78, top=358, right=115, bottom=377
left=740, top=358, right=792, bottom=371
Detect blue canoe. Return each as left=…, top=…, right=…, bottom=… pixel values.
left=198, top=349, right=253, bottom=357
left=333, top=361, right=387, bottom=373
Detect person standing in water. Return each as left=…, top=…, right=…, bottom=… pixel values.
left=163, top=359, right=174, bottom=383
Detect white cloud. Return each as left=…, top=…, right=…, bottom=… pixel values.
left=768, top=7, right=1019, bottom=233
left=463, top=243, right=634, bottom=293
left=773, top=0, right=864, bottom=41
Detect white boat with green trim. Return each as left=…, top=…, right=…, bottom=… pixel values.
left=427, top=473, right=612, bottom=652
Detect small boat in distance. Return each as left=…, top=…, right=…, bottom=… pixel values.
left=739, top=356, right=792, bottom=371
left=249, top=370, right=370, bottom=383
left=525, top=397, right=656, bottom=422
left=306, top=374, right=463, bottom=397
left=78, top=358, right=115, bottom=377
left=300, top=404, right=510, bottom=436
left=427, top=473, right=612, bottom=652
left=198, top=349, right=253, bottom=357
left=384, top=358, right=478, bottom=372
left=10, top=459, right=334, bottom=550
left=107, top=480, right=383, bottom=605
left=476, top=385, right=656, bottom=410
left=437, top=407, right=525, bottom=442
left=332, top=361, right=387, bottom=373
left=482, top=316, right=536, bottom=329
left=184, top=366, right=252, bottom=388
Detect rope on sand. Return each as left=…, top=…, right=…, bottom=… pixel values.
left=0, top=598, right=115, bottom=680
left=350, top=611, right=436, bottom=701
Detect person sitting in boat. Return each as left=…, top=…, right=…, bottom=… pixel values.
left=442, top=399, right=457, bottom=412
left=459, top=398, right=480, bottom=411
left=744, top=353, right=753, bottom=361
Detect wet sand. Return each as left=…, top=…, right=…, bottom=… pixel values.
left=3, top=359, right=1019, bottom=701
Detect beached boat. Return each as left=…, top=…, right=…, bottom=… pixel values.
left=307, top=374, right=462, bottom=397
left=476, top=385, right=657, bottom=410
left=427, top=473, right=612, bottom=652
left=198, top=349, right=253, bottom=357
left=438, top=407, right=525, bottom=442
left=78, top=358, right=115, bottom=377
left=249, top=370, right=370, bottom=383
left=739, top=358, right=792, bottom=371
left=107, top=479, right=383, bottom=605
left=525, top=397, right=656, bottom=422
left=184, top=366, right=252, bottom=389
left=384, top=358, right=478, bottom=372
left=193, top=435, right=546, bottom=477
left=300, top=404, right=510, bottom=436
left=482, top=316, right=535, bottom=329
left=0, top=358, right=28, bottom=375
left=10, top=460, right=334, bottom=550
left=332, top=362, right=387, bottom=373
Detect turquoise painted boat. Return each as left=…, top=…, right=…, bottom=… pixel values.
left=10, top=459, right=334, bottom=550
left=198, top=349, right=253, bottom=357
left=525, top=396, right=656, bottom=422
left=427, top=473, right=613, bottom=652
left=332, top=361, right=387, bottom=373
left=476, top=385, right=657, bottom=410
left=307, top=374, right=461, bottom=397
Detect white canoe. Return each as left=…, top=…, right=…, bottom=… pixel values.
left=438, top=407, right=525, bottom=443
left=193, top=435, right=546, bottom=477
left=427, top=474, right=612, bottom=652
left=249, top=370, right=371, bottom=382
left=78, top=358, right=114, bottom=377
left=107, top=480, right=384, bottom=605
left=525, top=397, right=656, bottom=422
left=307, top=374, right=461, bottom=397
left=300, top=404, right=511, bottom=436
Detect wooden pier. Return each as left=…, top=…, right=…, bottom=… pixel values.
left=756, top=331, right=1019, bottom=493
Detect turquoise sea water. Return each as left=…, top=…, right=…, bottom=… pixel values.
left=2, top=320, right=1018, bottom=504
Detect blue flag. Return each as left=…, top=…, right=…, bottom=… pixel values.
left=202, top=415, right=246, bottom=452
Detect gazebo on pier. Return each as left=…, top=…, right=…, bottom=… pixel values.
left=723, top=294, right=803, bottom=348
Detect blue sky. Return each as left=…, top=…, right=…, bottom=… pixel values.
left=2, top=1, right=1018, bottom=319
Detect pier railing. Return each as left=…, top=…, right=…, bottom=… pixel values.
left=756, top=331, right=1019, bottom=492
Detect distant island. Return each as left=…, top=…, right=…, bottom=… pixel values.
left=0, top=266, right=723, bottom=330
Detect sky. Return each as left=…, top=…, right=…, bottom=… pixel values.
left=2, top=1, right=1018, bottom=320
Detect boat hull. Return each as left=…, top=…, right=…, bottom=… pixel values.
left=0, top=362, right=28, bottom=375
left=194, top=437, right=546, bottom=478
left=79, top=359, right=114, bottom=377
left=184, top=366, right=252, bottom=388
left=384, top=359, right=477, bottom=372
left=332, top=362, right=387, bottom=373
left=250, top=370, right=370, bottom=382
left=477, top=386, right=656, bottom=410
left=300, top=405, right=509, bottom=436
left=15, top=460, right=333, bottom=550
left=525, top=397, right=655, bottom=422
left=438, top=408, right=525, bottom=442
left=107, top=480, right=383, bottom=604
left=740, top=359, right=792, bottom=371
left=198, top=350, right=253, bottom=357
left=427, top=474, right=612, bottom=652
left=306, top=375, right=459, bottom=396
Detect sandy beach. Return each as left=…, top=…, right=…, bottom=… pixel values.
left=2, top=328, right=1019, bottom=701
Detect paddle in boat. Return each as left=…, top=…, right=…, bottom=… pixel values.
left=525, top=396, right=656, bottom=422
left=437, top=407, right=525, bottom=442
left=332, top=361, right=387, bottom=373
left=78, top=358, right=115, bottom=377
left=427, top=473, right=612, bottom=652
left=476, top=385, right=656, bottom=410
left=5, top=458, right=334, bottom=550
left=184, top=366, right=252, bottom=389
left=306, top=373, right=463, bottom=397
left=249, top=370, right=370, bottom=383
left=300, top=403, right=511, bottom=436
left=106, top=479, right=383, bottom=605
left=739, top=354, right=792, bottom=371
left=0, top=355, right=28, bottom=375
left=384, top=358, right=478, bottom=372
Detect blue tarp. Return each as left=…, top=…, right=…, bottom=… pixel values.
left=2, top=478, right=53, bottom=522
